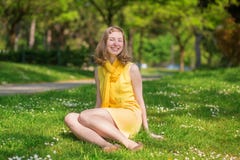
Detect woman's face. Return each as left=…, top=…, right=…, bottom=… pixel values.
left=106, top=31, right=124, bottom=57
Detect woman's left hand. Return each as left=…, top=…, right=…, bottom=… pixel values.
left=149, top=132, right=164, bottom=140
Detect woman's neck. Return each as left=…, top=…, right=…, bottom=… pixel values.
left=109, top=56, right=116, bottom=64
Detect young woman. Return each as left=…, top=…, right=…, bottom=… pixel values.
left=64, top=26, right=162, bottom=152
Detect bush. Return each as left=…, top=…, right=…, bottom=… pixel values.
left=0, top=46, right=91, bottom=67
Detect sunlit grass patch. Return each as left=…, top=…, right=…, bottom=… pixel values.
left=0, top=61, right=94, bottom=84
left=0, top=67, right=239, bottom=159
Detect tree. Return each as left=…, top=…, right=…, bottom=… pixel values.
left=225, top=0, right=240, bottom=23
left=152, top=0, right=197, bottom=71
left=194, top=0, right=231, bottom=68
left=123, top=1, right=157, bottom=67
left=215, top=18, right=240, bottom=66
left=0, top=0, right=34, bottom=50
left=86, top=0, right=129, bottom=26
left=41, top=0, right=79, bottom=50
left=152, top=0, right=231, bottom=70
left=0, top=0, right=79, bottom=51
left=142, top=34, right=173, bottom=66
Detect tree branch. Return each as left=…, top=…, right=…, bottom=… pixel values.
left=88, top=0, right=107, bottom=24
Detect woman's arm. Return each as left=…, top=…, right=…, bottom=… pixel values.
left=95, top=68, right=101, bottom=108
left=130, top=64, right=149, bottom=131
left=130, top=64, right=164, bottom=140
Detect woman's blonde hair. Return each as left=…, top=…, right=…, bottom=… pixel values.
left=94, top=26, right=132, bottom=65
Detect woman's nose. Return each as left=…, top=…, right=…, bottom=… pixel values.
left=113, top=40, right=120, bottom=45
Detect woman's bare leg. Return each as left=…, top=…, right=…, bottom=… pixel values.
left=64, top=109, right=140, bottom=149
left=64, top=112, right=113, bottom=148
left=78, top=108, right=140, bottom=149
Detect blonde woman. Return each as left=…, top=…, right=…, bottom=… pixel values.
left=64, top=26, right=162, bottom=152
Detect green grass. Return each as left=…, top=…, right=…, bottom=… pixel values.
left=0, top=65, right=240, bottom=159
left=140, top=67, right=177, bottom=78
left=0, top=61, right=176, bottom=85
left=0, top=61, right=94, bottom=84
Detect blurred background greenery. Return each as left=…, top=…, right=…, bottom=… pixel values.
left=0, top=0, right=239, bottom=71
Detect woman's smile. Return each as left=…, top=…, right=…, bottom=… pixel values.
left=107, top=31, right=124, bottom=56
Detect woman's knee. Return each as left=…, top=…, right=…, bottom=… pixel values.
left=78, top=110, right=91, bottom=125
left=64, top=112, right=78, bottom=125
left=78, top=109, right=104, bottom=126
left=78, top=109, right=112, bottom=127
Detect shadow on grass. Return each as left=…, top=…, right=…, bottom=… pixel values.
left=179, top=67, right=240, bottom=84
left=0, top=133, right=54, bottom=159
left=59, top=130, right=79, bottom=141
left=58, top=132, right=128, bottom=160
left=148, top=100, right=239, bottom=122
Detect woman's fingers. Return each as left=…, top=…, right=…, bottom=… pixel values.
left=149, top=133, right=164, bottom=140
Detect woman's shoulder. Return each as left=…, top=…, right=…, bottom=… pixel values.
left=125, top=63, right=140, bottom=77
left=127, top=62, right=139, bottom=72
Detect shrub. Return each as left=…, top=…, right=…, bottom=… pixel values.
left=0, top=46, right=91, bottom=67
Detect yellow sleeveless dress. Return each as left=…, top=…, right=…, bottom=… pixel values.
left=98, top=62, right=142, bottom=138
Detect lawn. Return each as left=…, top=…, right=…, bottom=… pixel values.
left=0, top=61, right=94, bottom=84
left=0, top=64, right=239, bottom=160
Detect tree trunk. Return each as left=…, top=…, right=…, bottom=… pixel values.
left=138, top=29, right=144, bottom=69
left=207, top=52, right=212, bottom=66
left=7, top=24, right=17, bottom=50
left=195, top=32, right=202, bottom=69
left=180, top=45, right=185, bottom=72
left=8, top=23, right=21, bottom=51
left=127, top=29, right=134, bottom=59
left=29, top=19, right=36, bottom=49
left=9, top=32, right=16, bottom=50
left=14, top=33, right=20, bottom=51
left=46, top=29, right=52, bottom=51
left=107, top=11, right=113, bottom=26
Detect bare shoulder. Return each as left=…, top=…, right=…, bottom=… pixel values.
left=129, top=63, right=141, bottom=79
left=130, top=63, right=140, bottom=73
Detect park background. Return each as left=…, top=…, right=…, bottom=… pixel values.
left=0, top=0, right=240, bottom=160
left=0, top=0, right=240, bottom=71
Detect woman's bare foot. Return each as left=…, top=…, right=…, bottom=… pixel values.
left=126, top=141, right=144, bottom=151
left=129, top=142, right=143, bottom=151
left=102, top=144, right=121, bottom=153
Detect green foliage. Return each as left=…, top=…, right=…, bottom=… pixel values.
left=142, top=34, right=174, bottom=66
left=83, top=0, right=129, bottom=26
left=214, top=18, right=240, bottom=67
left=54, top=11, right=79, bottom=23
left=0, top=47, right=90, bottom=67
left=123, top=1, right=156, bottom=28
left=0, top=67, right=239, bottom=159
left=0, top=0, right=239, bottom=69
left=201, top=30, right=221, bottom=66
left=200, top=0, right=228, bottom=29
